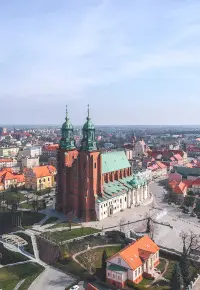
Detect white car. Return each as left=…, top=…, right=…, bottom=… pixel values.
left=70, top=286, right=79, bottom=290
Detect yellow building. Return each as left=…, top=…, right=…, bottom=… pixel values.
left=24, top=165, right=56, bottom=191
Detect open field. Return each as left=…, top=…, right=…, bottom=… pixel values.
left=0, top=262, right=44, bottom=290
left=0, top=243, right=29, bottom=265
left=45, top=227, right=100, bottom=243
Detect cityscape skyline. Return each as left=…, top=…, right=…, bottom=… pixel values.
left=1, top=0, right=200, bottom=125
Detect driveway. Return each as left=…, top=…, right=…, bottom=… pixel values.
left=28, top=267, right=76, bottom=290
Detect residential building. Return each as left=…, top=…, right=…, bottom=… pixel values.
left=0, top=168, right=25, bottom=190
left=56, top=107, right=151, bottom=222
left=42, top=144, right=59, bottom=157
left=21, top=157, right=39, bottom=168
left=18, top=146, right=41, bottom=159
left=0, top=147, right=19, bottom=158
left=24, top=165, right=56, bottom=191
left=147, top=161, right=167, bottom=179
left=106, top=236, right=160, bottom=288
left=0, top=159, right=18, bottom=169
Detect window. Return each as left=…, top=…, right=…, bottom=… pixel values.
left=135, top=269, right=137, bottom=277
left=118, top=258, right=121, bottom=264
left=118, top=275, right=121, bottom=281
left=108, top=272, right=110, bottom=277
left=120, top=199, right=122, bottom=203
left=48, top=178, right=50, bottom=181
left=139, top=267, right=141, bottom=274
left=101, top=205, right=102, bottom=208
left=39, top=179, right=41, bottom=183
left=104, top=212, right=105, bottom=214
left=43, top=178, right=45, bottom=182
left=125, top=197, right=127, bottom=202
left=94, top=163, right=96, bottom=168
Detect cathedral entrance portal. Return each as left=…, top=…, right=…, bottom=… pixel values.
left=108, top=205, right=113, bottom=216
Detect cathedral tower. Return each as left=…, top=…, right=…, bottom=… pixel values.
left=56, top=106, right=79, bottom=214
left=79, top=105, right=102, bottom=221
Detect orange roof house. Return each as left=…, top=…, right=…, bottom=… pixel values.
left=24, top=165, right=56, bottom=191
left=106, top=236, right=160, bottom=288
left=0, top=168, right=25, bottom=190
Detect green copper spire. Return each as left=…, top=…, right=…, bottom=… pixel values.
left=81, top=104, right=97, bottom=151
left=60, top=105, right=76, bottom=150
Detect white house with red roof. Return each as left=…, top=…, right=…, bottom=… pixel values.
left=106, top=236, right=160, bottom=288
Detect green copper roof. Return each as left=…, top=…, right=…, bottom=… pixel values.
left=83, top=119, right=95, bottom=130
left=60, top=106, right=76, bottom=150
left=107, top=264, right=127, bottom=272
left=102, top=151, right=131, bottom=174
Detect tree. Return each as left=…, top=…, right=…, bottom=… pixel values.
left=179, top=248, right=190, bottom=287
left=101, top=249, right=108, bottom=281
left=171, top=262, right=184, bottom=290
left=180, top=230, right=200, bottom=256
left=179, top=231, right=200, bottom=287
left=78, top=251, right=98, bottom=275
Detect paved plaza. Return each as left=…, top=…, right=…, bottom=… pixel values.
left=86, top=180, right=200, bottom=254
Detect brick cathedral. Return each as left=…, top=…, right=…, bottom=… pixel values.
left=56, top=106, right=149, bottom=222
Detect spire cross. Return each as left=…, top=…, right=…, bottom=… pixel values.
left=87, top=104, right=90, bottom=120
left=65, top=105, right=69, bottom=120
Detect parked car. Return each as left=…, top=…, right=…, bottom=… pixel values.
left=69, top=285, right=79, bottom=290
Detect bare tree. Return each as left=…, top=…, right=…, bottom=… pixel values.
left=180, top=231, right=200, bottom=256
left=78, top=250, right=98, bottom=274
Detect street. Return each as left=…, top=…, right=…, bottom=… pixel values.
left=28, top=267, right=76, bottom=290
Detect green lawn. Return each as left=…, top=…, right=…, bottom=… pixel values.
left=15, top=232, right=34, bottom=255
left=46, top=227, right=100, bottom=243
left=77, top=245, right=121, bottom=269
left=0, top=262, right=44, bottom=290
left=163, top=260, right=176, bottom=280
left=43, top=216, right=59, bottom=225
left=157, top=258, right=167, bottom=273
left=0, top=243, right=29, bottom=265
left=49, top=221, right=79, bottom=229
left=19, top=202, right=32, bottom=209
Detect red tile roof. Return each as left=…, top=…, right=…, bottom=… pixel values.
left=0, top=159, right=13, bottom=163
left=30, top=165, right=56, bottom=178
left=192, top=178, right=200, bottom=186
left=107, top=236, right=159, bottom=270
left=173, top=154, right=183, bottom=161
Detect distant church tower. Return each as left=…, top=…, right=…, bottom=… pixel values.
left=56, top=105, right=102, bottom=221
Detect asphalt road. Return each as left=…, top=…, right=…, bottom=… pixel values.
left=28, top=267, right=76, bottom=290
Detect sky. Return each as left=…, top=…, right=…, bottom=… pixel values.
left=1, top=0, right=200, bottom=125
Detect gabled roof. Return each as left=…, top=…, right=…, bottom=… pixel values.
left=101, top=151, right=131, bottom=174
left=173, top=154, right=183, bottom=161
left=107, top=236, right=159, bottom=270
left=156, top=161, right=167, bottom=169
left=192, top=178, right=200, bottom=186
left=27, top=165, right=56, bottom=178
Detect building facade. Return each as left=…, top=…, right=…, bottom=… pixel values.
left=56, top=107, right=150, bottom=222
left=106, top=236, right=160, bottom=288
left=24, top=165, right=56, bottom=191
